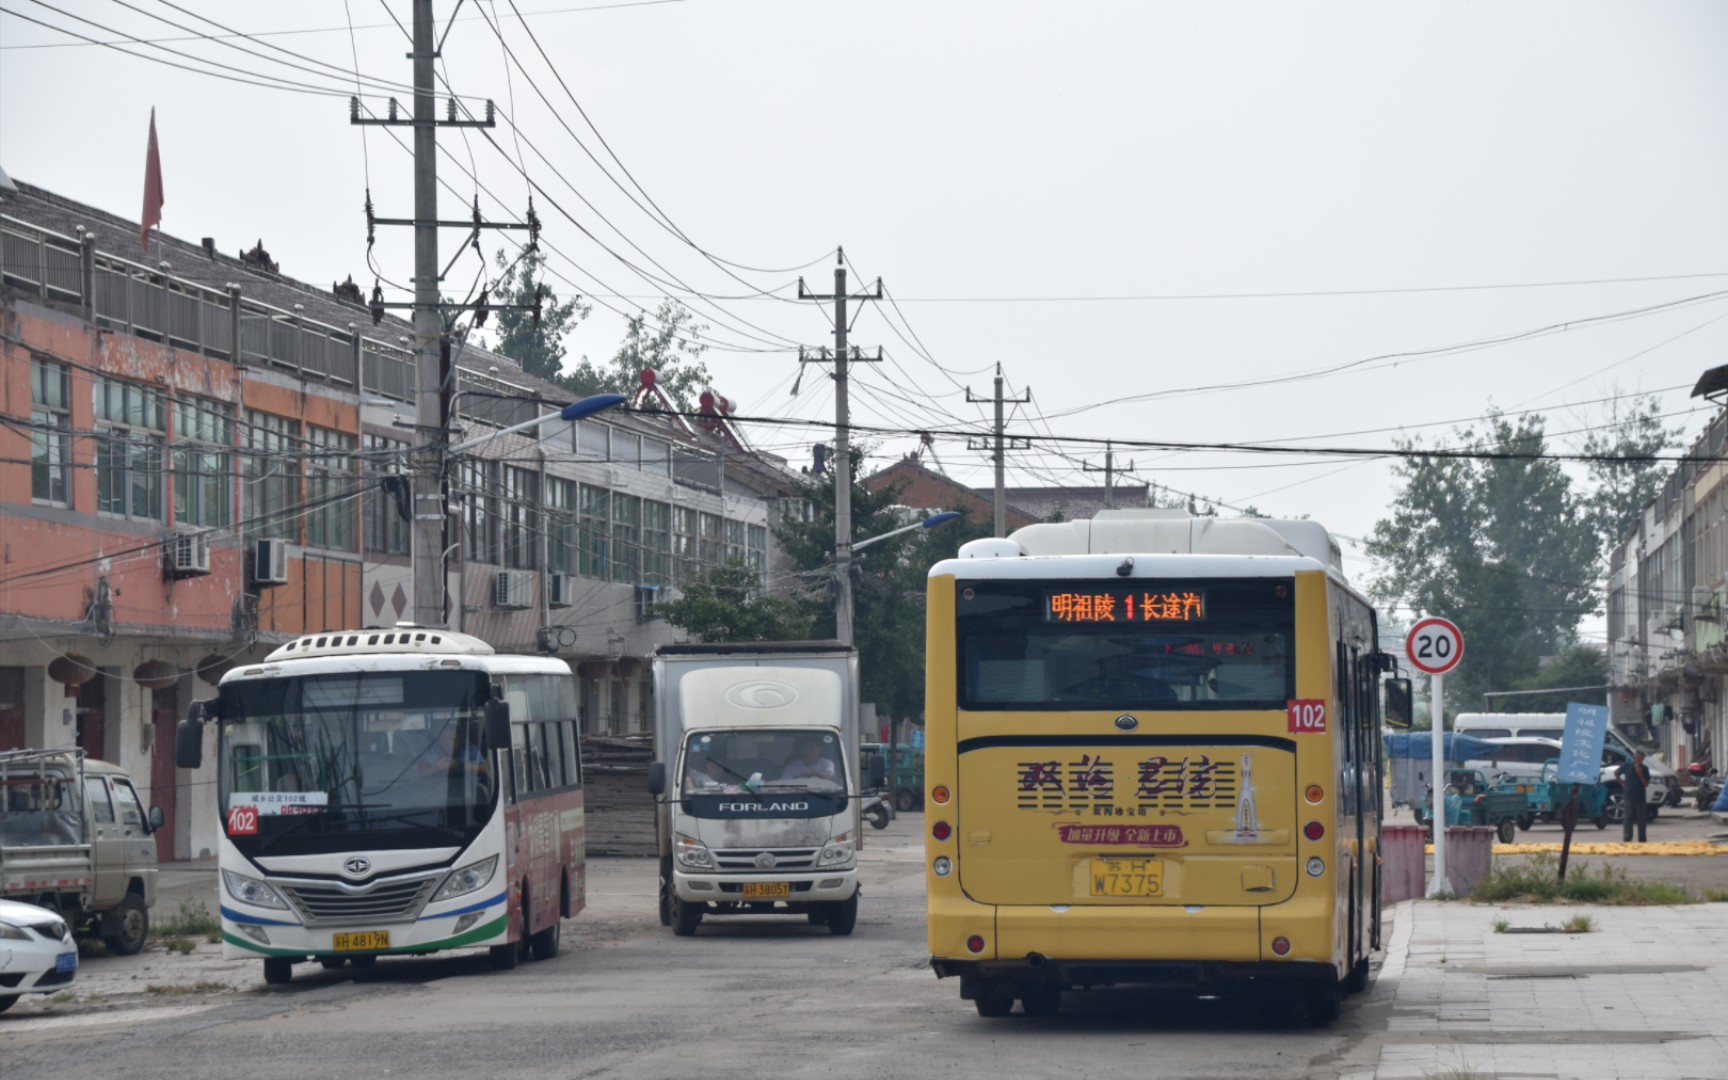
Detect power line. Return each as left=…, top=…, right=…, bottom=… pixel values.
left=883, top=271, right=1728, bottom=303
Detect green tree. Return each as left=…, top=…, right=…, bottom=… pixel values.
left=1574, top=391, right=1681, bottom=555
left=560, top=299, right=712, bottom=410
left=1367, top=411, right=1598, bottom=713
left=486, top=247, right=591, bottom=391
left=656, top=562, right=813, bottom=643
left=1504, top=645, right=1608, bottom=713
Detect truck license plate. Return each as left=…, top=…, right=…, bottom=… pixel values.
left=1089, top=858, right=1164, bottom=898
left=332, top=930, right=390, bottom=952
left=742, top=882, right=790, bottom=900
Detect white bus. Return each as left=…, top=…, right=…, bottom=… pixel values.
left=178, top=627, right=585, bottom=984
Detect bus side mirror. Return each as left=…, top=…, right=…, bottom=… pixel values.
left=647, top=762, right=666, bottom=797
left=1384, top=677, right=1413, bottom=729
left=175, top=706, right=206, bottom=770
left=484, top=699, right=510, bottom=751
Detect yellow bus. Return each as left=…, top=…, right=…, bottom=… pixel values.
left=923, top=511, right=1387, bottom=1022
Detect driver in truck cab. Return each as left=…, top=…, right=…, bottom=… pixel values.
left=779, top=739, right=836, bottom=782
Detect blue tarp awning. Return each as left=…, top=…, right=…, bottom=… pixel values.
left=1381, top=732, right=1502, bottom=763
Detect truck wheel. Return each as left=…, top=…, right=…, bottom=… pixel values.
left=973, top=982, right=1014, bottom=1018
left=488, top=941, right=520, bottom=970
left=103, top=893, right=150, bottom=956
left=262, top=958, right=295, bottom=985
left=895, top=788, right=918, bottom=813
left=529, top=918, right=561, bottom=961
left=657, top=858, right=673, bottom=927
left=827, top=893, right=858, bottom=936
left=1019, top=983, right=1062, bottom=1017
left=1496, top=818, right=1516, bottom=845
left=1516, top=812, right=1535, bottom=832
left=670, top=894, right=703, bottom=937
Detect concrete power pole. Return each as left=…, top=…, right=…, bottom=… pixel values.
left=798, top=251, right=881, bottom=647
left=1084, top=440, right=1133, bottom=510
left=354, top=1, right=533, bottom=628
left=967, top=366, right=1030, bottom=537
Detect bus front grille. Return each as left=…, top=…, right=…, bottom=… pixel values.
left=279, top=877, right=438, bottom=927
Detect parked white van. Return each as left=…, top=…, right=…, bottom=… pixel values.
left=1463, top=734, right=1673, bottom=824
left=1454, top=713, right=1680, bottom=803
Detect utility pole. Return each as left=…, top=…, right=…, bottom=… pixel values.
left=354, top=0, right=535, bottom=628
left=798, top=251, right=881, bottom=647
left=1083, top=440, right=1133, bottom=510
left=967, top=365, right=1031, bottom=537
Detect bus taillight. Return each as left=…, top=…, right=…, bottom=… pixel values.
left=1271, top=936, right=1291, bottom=956
left=1303, top=820, right=1325, bottom=841
left=966, top=935, right=985, bottom=954
left=1304, top=784, right=1324, bottom=804
left=932, top=821, right=952, bottom=841
left=931, top=785, right=951, bottom=805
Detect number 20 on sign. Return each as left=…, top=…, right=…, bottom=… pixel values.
left=1405, top=617, right=1464, bottom=676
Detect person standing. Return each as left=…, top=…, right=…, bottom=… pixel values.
left=1616, top=750, right=1651, bottom=843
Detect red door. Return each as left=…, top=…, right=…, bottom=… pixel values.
left=151, top=690, right=179, bottom=862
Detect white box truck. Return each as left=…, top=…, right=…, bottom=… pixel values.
left=647, top=642, right=872, bottom=936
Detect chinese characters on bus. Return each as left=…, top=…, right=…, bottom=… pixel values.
left=1016, top=753, right=1237, bottom=815
left=1046, top=590, right=1206, bottom=624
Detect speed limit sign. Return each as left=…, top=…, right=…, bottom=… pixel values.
left=1405, top=617, right=1464, bottom=676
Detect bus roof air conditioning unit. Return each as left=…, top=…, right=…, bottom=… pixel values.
left=164, top=530, right=211, bottom=579
left=251, top=538, right=290, bottom=587
left=494, top=571, right=533, bottom=610
left=547, top=572, right=574, bottom=609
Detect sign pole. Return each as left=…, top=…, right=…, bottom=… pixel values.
left=1425, top=671, right=1451, bottom=898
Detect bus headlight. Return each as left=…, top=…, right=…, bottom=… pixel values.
left=819, top=834, right=854, bottom=865
left=223, top=869, right=288, bottom=910
left=432, top=855, right=499, bottom=903
left=675, top=833, right=713, bottom=869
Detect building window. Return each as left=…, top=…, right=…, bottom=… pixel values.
left=613, top=432, right=641, bottom=468
left=243, top=410, right=300, bottom=541
left=579, top=485, right=610, bottom=578
left=547, top=476, right=575, bottom=574
left=172, top=396, right=232, bottom=528
left=461, top=459, right=500, bottom=564
left=747, top=523, right=767, bottom=586
left=577, top=423, right=609, bottom=461
left=305, top=427, right=357, bottom=551
left=363, top=434, right=410, bottom=556
left=642, top=438, right=670, bottom=477
left=699, top=512, right=722, bottom=567
left=503, top=467, right=540, bottom=570
left=724, top=518, right=745, bottom=567
left=29, top=359, right=71, bottom=506
left=673, top=506, right=698, bottom=584
left=642, top=500, right=671, bottom=587
left=96, top=378, right=166, bottom=521
left=611, top=493, right=640, bottom=582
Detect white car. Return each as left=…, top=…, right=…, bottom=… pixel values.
left=0, top=897, right=77, bottom=1015
left=1466, top=736, right=1672, bottom=823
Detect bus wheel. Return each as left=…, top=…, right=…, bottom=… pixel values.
left=529, top=918, right=562, bottom=961
left=1019, top=984, right=1061, bottom=1017
left=1496, top=818, right=1516, bottom=845
left=671, top=894, right=703, bottom=937
left=489, top=941, right=520, bottom=970
left=1345, top=955, right=1370, bottom=994
left=1301, top=986, right=1342, bottom=1027
left=827, top=893, right=858, bottom=936
left=262, top=958, right=295, bottom=985
left=973, top=982, right=1015, bottom=1018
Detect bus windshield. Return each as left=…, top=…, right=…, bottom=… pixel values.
left=956, top=577, right=1296, bottom=712
left=218, top=669, right=496, bottom=854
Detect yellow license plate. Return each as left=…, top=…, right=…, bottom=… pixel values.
left=332, top=930, right=390, bottom=952
left=742, top=882, right=790, bottom=900
left=1090, top=858, right=1164, bottom=898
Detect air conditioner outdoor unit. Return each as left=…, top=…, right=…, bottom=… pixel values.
left=1692, top=586, right=1719, bottom=621
left=635, top=584, right=662, bottom=619
left=164, top=531, right=211, bottom=578
left=547, top=573, right=574, bottom=608
left=494, top=571, right=533, bottom=610
left=252, top=538, right=290, bottom=587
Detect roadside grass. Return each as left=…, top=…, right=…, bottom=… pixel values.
left=152, top=899, right=220, bottom=942
left=1705, top=887, right=1728, bottom=902
left=1560, top=914, right=1595, bottom=933
left=1471, top=854, right=1701, bottom=905
left=160, top=937, right=197, bottom=955
left=144, top=981, right=229, bottom=996
left=1490, top=917, right=1510, bottom=933
left=50, top=991, right=77, bottom=1004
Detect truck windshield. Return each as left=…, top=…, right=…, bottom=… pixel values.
left=218, top=670, right=495, bottom=854
left=681, top=729, right=848, bottom=796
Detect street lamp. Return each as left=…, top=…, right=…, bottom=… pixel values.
left=414, top=393, right=626, bottom=628
left=837, top=510, right=961, bottom=807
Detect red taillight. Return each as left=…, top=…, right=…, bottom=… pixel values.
left=1304, top=820, right=1325, bottom=841
left=966, top=935, right=985, bottom=954
left=1271, top=936, right=1291, bottom=956
left=932, top=821, right=952, bottom=841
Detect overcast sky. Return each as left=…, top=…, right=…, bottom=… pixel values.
left=4, top=1, right=1726, bottom=637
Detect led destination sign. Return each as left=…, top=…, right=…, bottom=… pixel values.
left=1045, top=589, right=1206, bottom=624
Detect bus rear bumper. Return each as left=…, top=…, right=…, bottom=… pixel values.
left=933, top=957, right=1338, bottom=993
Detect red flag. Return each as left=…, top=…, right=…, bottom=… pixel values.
left=140, top=108, right=164, bottom=249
